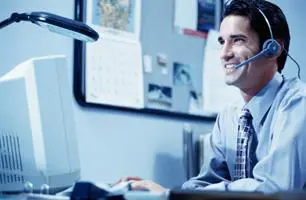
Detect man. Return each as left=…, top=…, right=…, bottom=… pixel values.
left=120, top=0, right=306, bottom=193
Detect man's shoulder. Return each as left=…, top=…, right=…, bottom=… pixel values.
left=282, top=77, right=306, bottom=95
left=277, top=77, right=306, bottom=106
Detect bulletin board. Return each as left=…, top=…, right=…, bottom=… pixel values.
left=73, top=0, right=224, bottom=120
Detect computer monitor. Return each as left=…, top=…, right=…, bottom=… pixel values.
left=0, top=55, right=80, bottom=194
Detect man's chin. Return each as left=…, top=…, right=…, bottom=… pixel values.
left=225, top=79, right=235, bottom=86
left=224, top=72, right=243, bottom=86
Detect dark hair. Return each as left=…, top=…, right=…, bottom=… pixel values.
left=223, top=0, right=290, bottom=73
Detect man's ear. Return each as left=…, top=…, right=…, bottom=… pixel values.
left=267, top=39, right=283, bottom=61
left=276, top=39, right=284, bottom=57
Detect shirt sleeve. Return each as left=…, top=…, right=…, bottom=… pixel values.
left=181, top=113, right=231, bottom=190
left=227, top=94, right=306, bottom=193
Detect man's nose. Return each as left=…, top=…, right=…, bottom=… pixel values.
left=220, top=43, right=234, bottom=61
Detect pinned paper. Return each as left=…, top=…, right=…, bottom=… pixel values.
left=147, top=83, right=172, bottom=108
left=143, top=55, right=153, bottom=73
left=173, top=62, right=192, bottom=85
left=157, top=53, right=167, bottom=66
left=156, top=53, right=168, bottom=75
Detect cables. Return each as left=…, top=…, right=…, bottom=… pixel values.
left=283, top=48, right=301, bottom=79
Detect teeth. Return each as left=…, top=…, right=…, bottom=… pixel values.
left=225, top=64, right=236, bottom=69
left=226, top=68, right=236, bottom=73
left=225, top=64, right=237, bottom=73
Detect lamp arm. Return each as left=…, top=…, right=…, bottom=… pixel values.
left=0, top=13, right=29, bottom=29
left=0, top=12, right=98, bottom=42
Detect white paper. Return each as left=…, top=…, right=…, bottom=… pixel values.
left=174, top=0, right=198, bottom=30
left=86, top=35, right=144, bottom=109
left=143, top=55, right=152, bottom=73
left=202, top=30, right=240, bottom=114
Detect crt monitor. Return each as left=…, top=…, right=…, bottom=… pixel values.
left=0, top=55, right=80, bottom=193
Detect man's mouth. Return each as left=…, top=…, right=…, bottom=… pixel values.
left=224, top=64, right=237, bottom=73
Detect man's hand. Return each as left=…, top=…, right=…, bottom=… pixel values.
left=129, top=179, right=167, bottom=192
left=114, top=176, right=142, bottom=185
left=114, top=176, right=168, bottom=193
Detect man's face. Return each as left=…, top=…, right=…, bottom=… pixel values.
left=218, top=15, right=266, bottom=90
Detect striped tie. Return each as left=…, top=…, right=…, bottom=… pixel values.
left=233, top=108, right=254, bottom=181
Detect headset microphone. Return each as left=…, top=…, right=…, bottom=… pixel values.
left=234, top=39, right=281, bottom=69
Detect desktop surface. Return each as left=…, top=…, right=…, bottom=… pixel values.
left=169, top=189, right=306, bottom=200
left=170, top=190, right=277, bottom=200
left=3, top=189, right=306, bottom=200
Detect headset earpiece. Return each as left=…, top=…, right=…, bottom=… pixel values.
left=263, top=39, right=281, bottom=57
left=255, top=7, right=281, bottom=57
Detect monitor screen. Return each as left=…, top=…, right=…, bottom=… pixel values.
left=0, top=55, right=80, bottom=194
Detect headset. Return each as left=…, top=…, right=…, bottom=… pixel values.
left=234, top=7, right=281, bottom=69
left=230, top=1, right=301, bottom=78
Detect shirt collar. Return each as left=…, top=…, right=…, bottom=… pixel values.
left=237, top=72, right=284, bottom=132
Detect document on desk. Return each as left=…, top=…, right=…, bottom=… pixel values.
left=202, top=30, right=240, bottom=114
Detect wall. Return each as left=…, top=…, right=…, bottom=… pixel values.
left=271, top=0, right=306, bottom=80
left=0, top=0, right=214, bottom=189
left=0, top=0, right=305, bottom=189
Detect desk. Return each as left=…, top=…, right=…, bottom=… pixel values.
left=1, top=192, right=166, bottom=200
left=169, top=190, right=306, bottom=200
left=2, top=190, right=306, bottom=200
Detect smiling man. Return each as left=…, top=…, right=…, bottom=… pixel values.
left=181, top=0, right=306, bottom=193
left=118, top=0, right=306, bottom=193
left=217, top=2, right=281, bottom=103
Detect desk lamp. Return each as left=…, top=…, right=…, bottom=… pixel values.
left=0, top=11, right=99, bottom=42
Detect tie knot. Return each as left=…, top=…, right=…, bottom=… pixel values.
left=240, top=108, right=252, bottom=120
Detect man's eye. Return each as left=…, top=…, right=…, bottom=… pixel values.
left=233, top=38, right=245, bottom=44
left=218, top=40, right=224, bottom=45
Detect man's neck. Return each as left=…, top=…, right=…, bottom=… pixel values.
left=240, top=70, right=277, bottom=102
